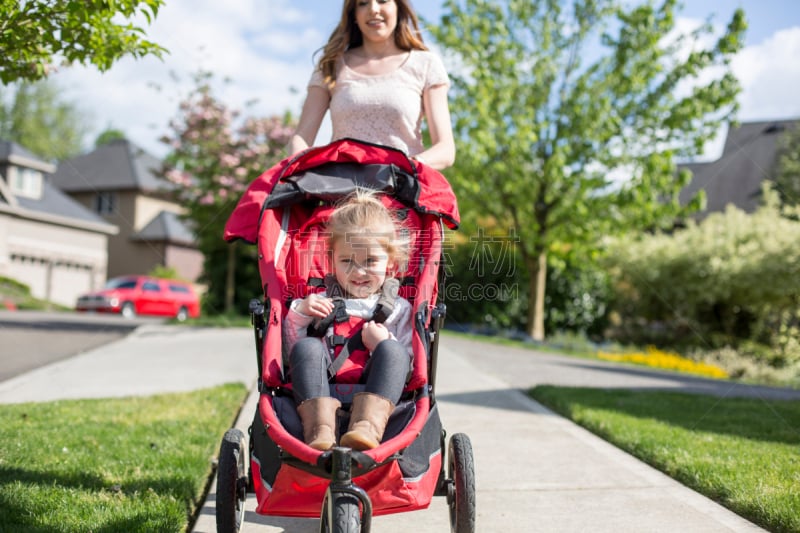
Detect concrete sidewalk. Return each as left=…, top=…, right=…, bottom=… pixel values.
left=0, top=324, right=766, bottom=532
left=191, top=334, right=765, bottom=533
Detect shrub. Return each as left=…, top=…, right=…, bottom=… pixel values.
left=441, top=230, right=611, bottom=336
left=604, top=185, right=800, bottom=368
left=0, top=276, right=32, bottom=297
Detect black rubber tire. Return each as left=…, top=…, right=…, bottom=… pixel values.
left=216, top=428, right=247, bottom=533
left=175, top=306, right=189, bottom=322
left=120, top=301, right=135, bottom=319
left=448, top=433, right=476, bottom=533
left=320, top=493, right=361, bottom=533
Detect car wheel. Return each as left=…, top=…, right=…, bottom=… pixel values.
left=176, top=306, right=189, bottom=322
left=120, top=302, right=136, bottom=319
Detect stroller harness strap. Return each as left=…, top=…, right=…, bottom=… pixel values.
left=306, top=276, right=400, bottom=381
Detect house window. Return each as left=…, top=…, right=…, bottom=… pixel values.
left=94, top=192, right=117, bottom=215
left=9, top=166, right=43, bottom=199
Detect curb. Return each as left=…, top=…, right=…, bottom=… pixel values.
left=191, top=381, right=259, bottom=533
left=234, top=381, right=260, bottom=451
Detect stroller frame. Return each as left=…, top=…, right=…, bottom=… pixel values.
left=216, top=139, right=475, bottom=532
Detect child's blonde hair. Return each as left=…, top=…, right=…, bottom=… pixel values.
left=327, top=189, right=409, bottom=269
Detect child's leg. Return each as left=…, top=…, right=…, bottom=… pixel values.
left=361, top=339, right=412, bottom=404
left=288, top=338, right=339, bottom=450
left=340, top=339, right=410, bottom=450
left=288, top=337, right=331, bottom=402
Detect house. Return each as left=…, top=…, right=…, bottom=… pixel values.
left=50, top=138, right=203, bottom=283
left=0, top=140, right=117, bottom=307
left=679, top=118, right=799, bottom=218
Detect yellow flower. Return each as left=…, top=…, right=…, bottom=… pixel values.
left=597, top=346, right=728, bottom=379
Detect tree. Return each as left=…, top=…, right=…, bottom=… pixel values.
left=95, top=127, right=127, bottom=147
left=428, top=0, right=745, bottom=340
left=0, top=80, right=87, bottom=160
left=775, top=123, right=800, bottom=209
left=0, top=0, right=166, bottom=84
left=161, top=72, right=295, bottom=315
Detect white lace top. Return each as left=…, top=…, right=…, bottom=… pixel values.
left=309, top=49, right=450, bottom=156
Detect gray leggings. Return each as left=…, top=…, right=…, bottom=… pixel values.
left=288, top=337, right=411, bottom=404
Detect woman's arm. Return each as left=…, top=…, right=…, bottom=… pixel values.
left=287, top=85, right=331, bottom=156
left=416, top=84, right=456, bottom=170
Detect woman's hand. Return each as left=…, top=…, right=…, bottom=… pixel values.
left=362, top=321, right=390, bottom=352
left=296, top=293, right=334, bottom=319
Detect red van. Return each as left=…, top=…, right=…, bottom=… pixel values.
left=76, top=275, right=201, bottom=321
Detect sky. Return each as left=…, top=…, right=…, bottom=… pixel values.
left=50, top=0, right=800, bottom=161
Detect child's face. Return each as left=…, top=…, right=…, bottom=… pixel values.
left=332, top=235, right=392, bottom=299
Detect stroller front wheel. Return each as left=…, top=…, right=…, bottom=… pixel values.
left=216, top=428, right=248, bottom=533
left=320, top=492, right=361, bottom=533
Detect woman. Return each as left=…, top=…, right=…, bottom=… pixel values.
left=288, top=0, right=456, bottom=170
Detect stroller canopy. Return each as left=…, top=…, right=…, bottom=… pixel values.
left=224, top=138, right=460, bottom=244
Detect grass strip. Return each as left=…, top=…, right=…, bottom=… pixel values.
left=529, top=386, right=800, bottom=533
left=0, top=383, right=247, bottom=532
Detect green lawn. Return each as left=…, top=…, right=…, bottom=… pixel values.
left=0, top=383, right=247, bottom=532
left=530, top=386, right=800, bottom=533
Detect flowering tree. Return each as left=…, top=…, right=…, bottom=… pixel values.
left=161, top=72, right=295, bottom=314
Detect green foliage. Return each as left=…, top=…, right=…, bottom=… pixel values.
left=200, top=240, right=263, bottom=316
left=95, top=127, right=127, bottom=147
left=604, top=185, right=800, bottom=368
left=427, top=0, right=746, bottom=338
left=0, top=0, right=166, bottom=84
left=531, top=386, right=800, bottom=533
left=775, top=123, right=800, bottom=209
left=442, top=227, right=611, bottom=336
left=147, top=265, right=180, bottom=280
left=0, top=80, right=87, bottom=160
left=442, top=228, right=527, bottom=331
left=0, top=275, right=31, bottom=296
left=0, top=275, right=69, bottom=310
left=160, top=71, right=296, bottom=314
left=546, top=253, right=613, bottom=337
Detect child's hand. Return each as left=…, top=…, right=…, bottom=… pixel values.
left=296, top=293, right=334, bottom=319
left=362, top=321, right=390, bottom=352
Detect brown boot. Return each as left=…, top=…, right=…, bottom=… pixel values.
left=296, top=397, right=341, bottom=451
left=340, top=392, right=394, bottom=451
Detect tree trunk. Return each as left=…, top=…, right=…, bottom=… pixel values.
left=526, top=251, right=547, bottom=341
left=224, top=241, right=236, bottom=314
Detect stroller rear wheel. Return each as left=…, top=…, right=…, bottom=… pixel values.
left=216, top=428, right=248, bottom=533
left=447, top=433, right=476, bottom=533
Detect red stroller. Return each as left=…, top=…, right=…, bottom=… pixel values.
left=218, top=139, right=476, bottom=532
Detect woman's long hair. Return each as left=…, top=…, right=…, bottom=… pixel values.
left=316, top=0, right=427, bottom=88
